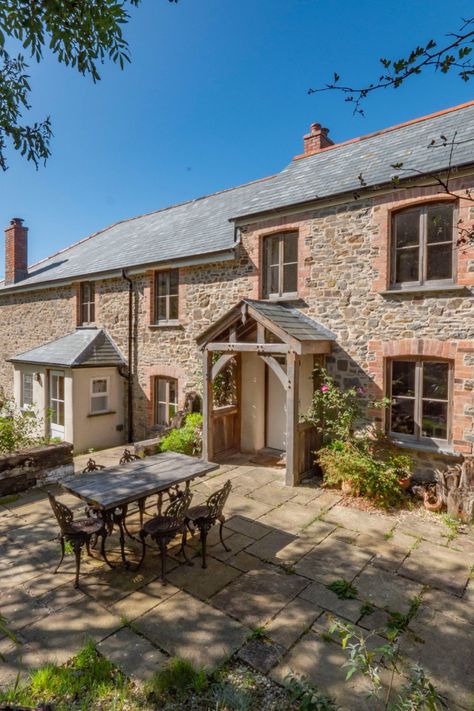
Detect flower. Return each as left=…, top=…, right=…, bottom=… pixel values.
left=357, top=386, right=366, bottom=395
left=321, top=385, right=329, bottom=392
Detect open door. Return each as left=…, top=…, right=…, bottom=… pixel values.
left=49, top=370, right=65, bottom=440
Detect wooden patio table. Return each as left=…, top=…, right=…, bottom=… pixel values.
left=61, top=451, right=219, bottom=568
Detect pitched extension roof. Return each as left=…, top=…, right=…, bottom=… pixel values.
left=9, top=329, right=126, bottom=368
left=233, top=101, right=474, bottom=218
left=3, top=102, right=474, bottom=293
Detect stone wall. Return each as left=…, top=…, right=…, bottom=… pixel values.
left=0, top=178, right=473, bottom=478
left=0, top=442, right=74, bottom=496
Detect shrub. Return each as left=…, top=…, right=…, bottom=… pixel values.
left=159, top=413, right=203, bottom=456
left=0, top=403, right=43, bottom=454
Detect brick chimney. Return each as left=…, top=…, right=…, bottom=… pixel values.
left=303, top=123, right=334, bottom=154
left=4, top=218, right=28, bottom=285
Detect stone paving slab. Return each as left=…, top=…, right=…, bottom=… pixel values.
left=398, top=540, right=472, bottom=596
left=166, top=555, right=241, bottom=600
left=245, top=529, right=313, bottom=565
left=111, top=588, right=177, bottom=621
left=295, top=534, right=373, bottom=584
left=401, top=606, right=474, bottom=709
left=257, top=501, right=320, bottom=534
left=0, top=589, right=49, bottom=632
left=299, top=580, right=362, bottom=622
left=220, top=551, right=266, bottom=573
left=135, top=590, right=249, bottom=670
left=225, top=514, right=272, bottom=540
left=249, top=482, right=298, bottom=505
left=323, top=505, right=395, bottom=536
left=212, top=567, right=309, bottom=627
left=396, top=513, right=452, bottom=545
left=264, top=596, right=322, bottom=649
left=354, top=566, right=424, bottom=615
left=225, top=492, right=275, bottom=519
left=355, top=531, right=414, bottom=573
left=419, top=587, right=474, bottom=626
left=237, top=638, right=286, bottom=674
left=98, top=627, right=167, bottom=683
left=207, top=532, right=255, bottom=563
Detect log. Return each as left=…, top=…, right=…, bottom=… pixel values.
left=434, top=456, right=474, bottom=523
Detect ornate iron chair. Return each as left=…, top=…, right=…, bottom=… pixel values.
left=119, top=448, right=141, bottom=465
left=184, top=480, right=232, bottom=568
left=82, top=458, right=105, bottom=473
left=48, top=493, right=110, bottom=588
left=139, top=489, right=193, bottom=584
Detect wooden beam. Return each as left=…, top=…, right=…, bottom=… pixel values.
left=257, top=323, right=265, bottom=343
left=285, top=351, right=300, bottom=487
left=260, top=355, right=288, bottom=390
left=202, top=349, right=214, bottom=461
left=206, top=342, right=290, bottom=354
left=211, top=353, right=236, bottom=381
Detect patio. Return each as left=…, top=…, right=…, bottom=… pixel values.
left=0, top=449, right=473, bottom=710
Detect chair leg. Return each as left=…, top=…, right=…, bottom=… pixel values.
left=100, top=531, right=115, bottom=569
left=158, top=537, right=167, bottom=584
left=200, top=526, right=208, bottom=570
left=219, top=517, right=231, bottom=552
left=136, top=531, right=147, bottom=571
left=86, top=537, right=92, bottom=557
left=180, top=530, right=194, bottom=567
left=54, top=536, right=65, bottom=574
left=73, top=540, right=82, bottom=589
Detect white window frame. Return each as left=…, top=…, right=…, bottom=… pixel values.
left=262, top=232, right=298, bottom=300
left=155, top=270, right=179, bottom=324
left=21, top=372, right=34, bottom=410
left=154, top=377, right=178, bottom=427
left=90, top=376, right=110, bottom=415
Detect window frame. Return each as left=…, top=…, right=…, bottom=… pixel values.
left=89, top=376, right=110, bottom=415
left=390, top=203, right=456, bottom=289
left=21, top=372, right=34, bottom=410
left=386, top=357, right=453, bottom=447
left=154, top=376, right=178, bottom=427
left=154, top=269, right=179, bottom=324
left=262, top=232, right=298, bottom=300
left=80, top=282, right=96, bottom=326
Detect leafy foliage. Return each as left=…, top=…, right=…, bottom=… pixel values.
left=159, top=412, right=203, bottom=456
left=327, top=579, right=358, bottom=600
left=0, top=0, right=177, bottom=169
left=285, top=674, right=339, bottom=710
left=0, top=400, right=44, bottom=453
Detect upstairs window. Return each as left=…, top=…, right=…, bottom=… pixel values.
left=155, top=270, right=179, bottom=323
left=80, top=282, right=96, bottom=325
left=391, top=203, right=454, bottom=288
left=263, top=232, right=298, bottom=299
left=90, top=377, right=110, bottom=414
left=154, top=377, right=178, bottom=426
left=388, top=359, right=452, bottom=444
left=21, top=372, right=34, bottom=409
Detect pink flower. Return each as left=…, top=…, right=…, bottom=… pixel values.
left=321, top=385, right=329, bottom=392
left=357, top=387, right=366, bottom=395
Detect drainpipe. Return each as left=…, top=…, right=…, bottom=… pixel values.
left=122, top=269, right=134, bottom=443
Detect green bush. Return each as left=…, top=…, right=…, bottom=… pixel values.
left=146, top=657, right=208, bottom=698
left=0, top=405, right=43, bottom=454
left=159, top=413, right=203, bottom=456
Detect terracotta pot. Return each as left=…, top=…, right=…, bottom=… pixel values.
left=423, top=490, right=443, bottom=512
left=398, top=474, right=412, bottom=491
left=342, top=479, right=359, bottom=496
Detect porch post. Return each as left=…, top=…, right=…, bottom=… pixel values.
left=202, top=348, right=213, bottom=461
left=285, top=351, right=300, bottom=486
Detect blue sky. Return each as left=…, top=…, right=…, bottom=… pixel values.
left=1, top=0, right=473, bottom=273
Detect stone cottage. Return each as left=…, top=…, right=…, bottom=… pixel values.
left=1, top=101, right=474, bottom=484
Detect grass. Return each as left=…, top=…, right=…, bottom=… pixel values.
left=248, top=626, right=268, bottom=641
left=145, top=657, right=208, bottom=699
left=386, top=595, right=422, bottom=641
left=0, top=641, right=132, bottom=711
left=359, top=602, right=375, bottom=617
left=327, top=579, right=358, bottom=600
left=441, top=513, right=461, bottom=541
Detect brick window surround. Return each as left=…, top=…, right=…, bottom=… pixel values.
left=371, top=189, right=474, bottom=293
left=367, top=338, right=474, bottom=454
left=146, top=269, right=184, bottom=326
left=144, top=365, right=186, bottom=429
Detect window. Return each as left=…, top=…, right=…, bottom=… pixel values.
left=391, top=203, right=454, bottom=287
left=388, top=359, right=452, bottom=444
left=155, top=270, right=179, bottom=323
left=21, top=372, right=34, bottom=409
left=154, top=377, right=178, bottom=426
left=80, top=282, right=96, bottom=325
left=90, top=377, right=110, bottom=414
left=263, top=232, right=298, bottom=298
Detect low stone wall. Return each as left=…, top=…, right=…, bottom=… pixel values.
left=0, top=442, right=74, bottom=496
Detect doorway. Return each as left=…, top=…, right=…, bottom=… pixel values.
left=49, top=370, right=65, bottom=440
left=265, top=358, right=287, bottom=451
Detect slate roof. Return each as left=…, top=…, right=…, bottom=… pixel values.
left=244, top=300, right=336, bottom=342
left=2, top=102, right=473, bottom=293
left=9, top=329, right=126, bottom=368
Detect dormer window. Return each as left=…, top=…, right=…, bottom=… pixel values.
left=80, top=282, right=95, bottom=325
left=391, top=203, right=455, bottom=288
left=263, top=232, right=298, bottom=299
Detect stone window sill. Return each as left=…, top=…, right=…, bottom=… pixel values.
left=149, top=321, right=182, bottom=329
left=380, top=284, right=470, bottom=296
left=390, top=438, right=461, bottom=457
left=87, top=410, right=116, bottom=418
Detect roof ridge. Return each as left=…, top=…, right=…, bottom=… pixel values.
left=23, top=173, right=276, bottom=275
left=293, top=100, right=474, bottom=161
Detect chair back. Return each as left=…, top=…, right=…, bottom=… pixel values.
left=163, top=489, right=193, bottom=529
left=206, top=479, right=232, bottom=519
left=48, top=493, right=74, bottom=535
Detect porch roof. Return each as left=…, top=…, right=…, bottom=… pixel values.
left=9, top=328, right=126, bottom=368
left=197, top=299, right=335, bottom=353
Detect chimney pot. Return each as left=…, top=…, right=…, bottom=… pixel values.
left=303, top=122, right=334, bottom=155
left=4, top=217, right=28, bottom=285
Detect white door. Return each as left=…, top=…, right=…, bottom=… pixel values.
left=266, top=361, right=287, bottom=451
left=49, top=371, right=65, bottom=440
